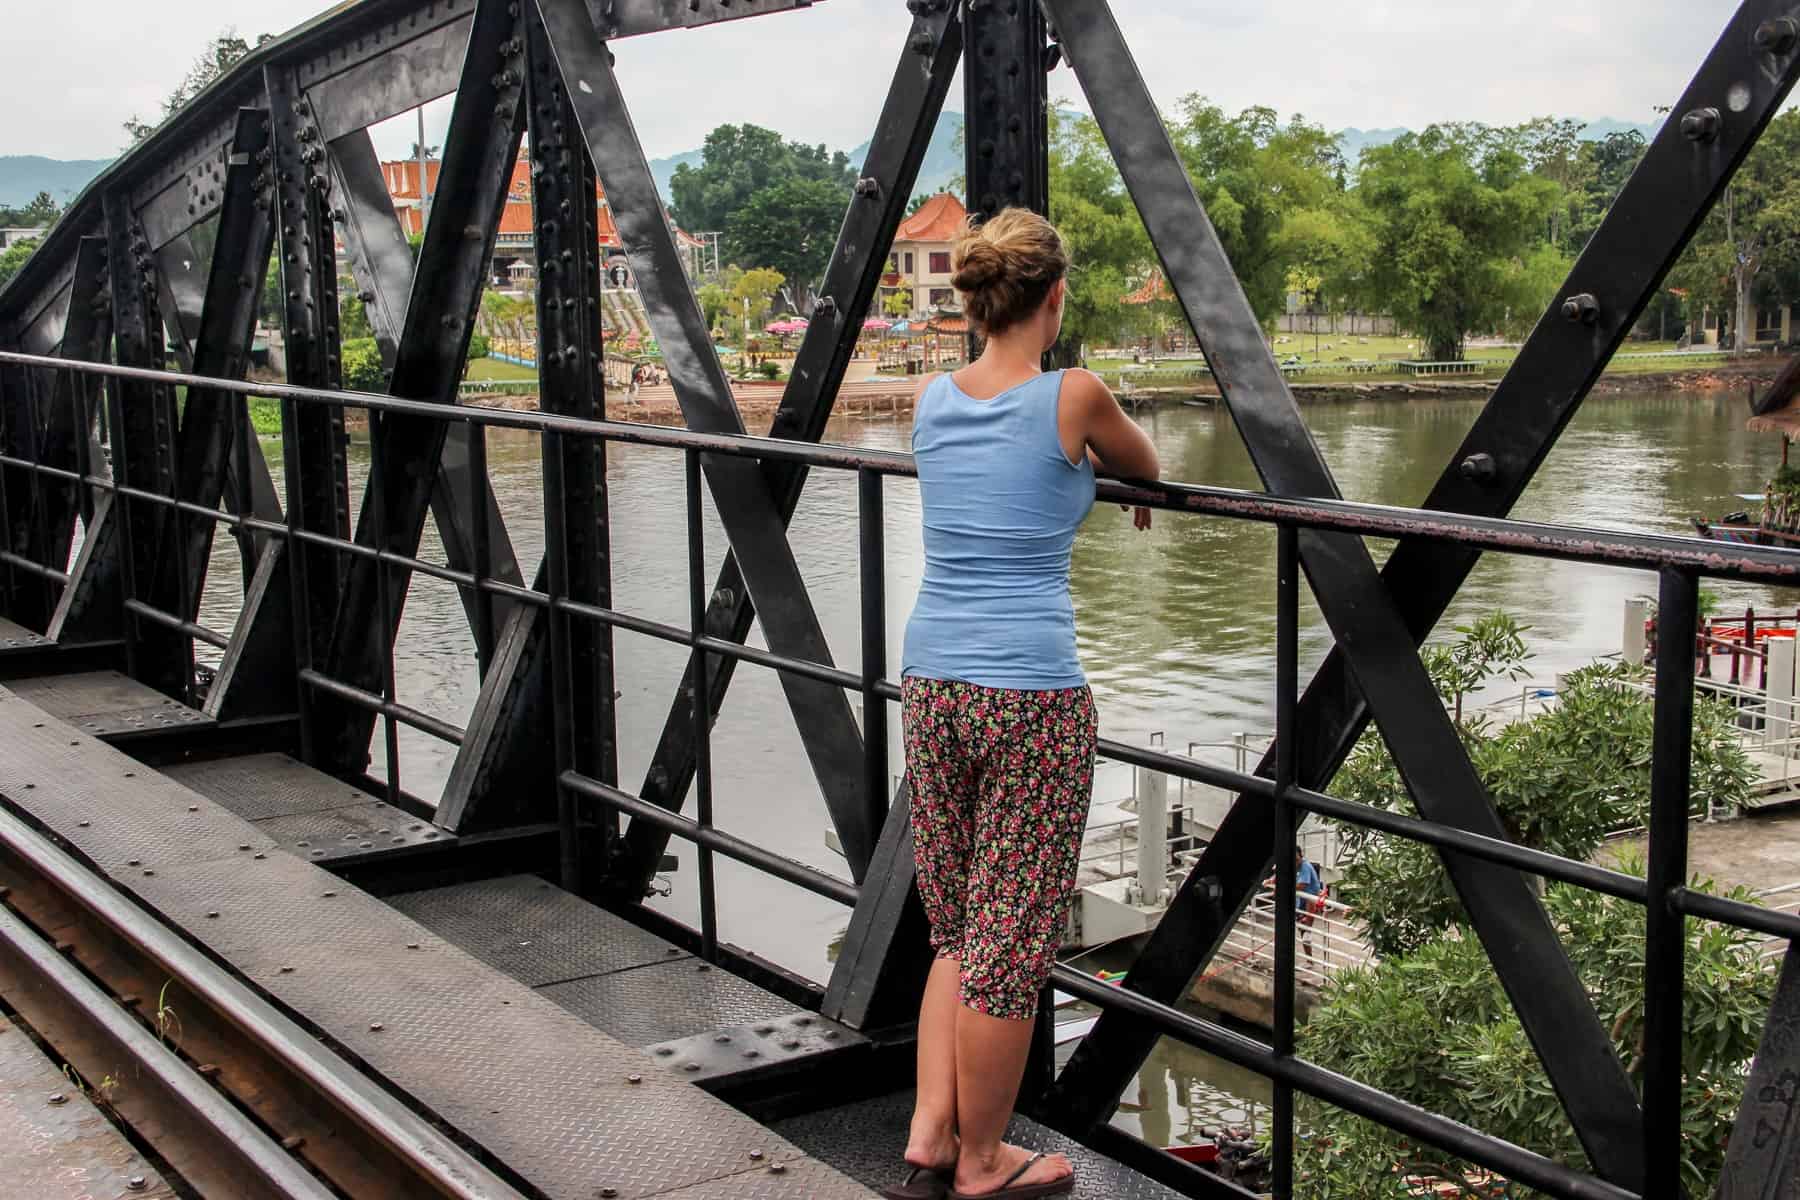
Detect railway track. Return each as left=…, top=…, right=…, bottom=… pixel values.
left=0, top=805, right=528, bottom=1200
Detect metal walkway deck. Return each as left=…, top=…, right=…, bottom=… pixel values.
left=0, top=683, right=875, bottom=1199
left=0, top=1014, right=176, bottom=1200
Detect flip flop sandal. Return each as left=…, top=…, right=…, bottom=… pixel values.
left=947, top=1152, right=1075, bottom=1200
left=880, top=1165, right=954, bottom=1200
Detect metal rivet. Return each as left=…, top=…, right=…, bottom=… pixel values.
left=206, top=911, right=219, bottom=919
left=626, top=1073, right=642, bottom=1084
left=655, top=1047, right=674, bottom=1057
left=782, top=1039, right=801, bottom=1050
left=682, top=1062, right=701, bottom=1072
left=322, top=891, right=337, bottom=898
left=47, top=1093, right=67, bottom=1105
left=1756, top=16, right=1798, bottom=54
left=279, top=965, right=294, bottom=974
left=127, top=1176, right=148, bottom=1191
left=749, top=1150, right=764, bottom=1161
left=714, top=1034, right=731, bottom=1043
left=253, top=853, right=266, bottom=860
left=127, top=859, right=140, bottom=866
left=744, top=1049, right=760, bottom=1059
left=187, top=805, right=199, bottom=813
left=369, top=1022, right=384, bottom=1032
left=1560, top=293, right=1599, bottom=325
left=77, top=821, right=89, bottom=828
left=769, top=1163, right=786, bottom=1175
left=600, top=1190, right=618, bottom=1199
left=1681, top=106, right=1721, bottom=143
left=406, top=942, right=420, bottom=950
left=281, top=1135, right=306, bottom=1151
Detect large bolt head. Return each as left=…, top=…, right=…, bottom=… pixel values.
left=1681, top=107, right=1721, bottom=143
left=1756, top=16, right=1799, bottom=55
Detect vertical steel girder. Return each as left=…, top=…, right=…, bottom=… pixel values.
left=0, top=237, right=109, bottom=631
left=536, top=0, right=881, bottom=878
left=1718, top=948, right=1800, bottom=1197
left=323, top=127, right=525, bottom=660
left=963, top=0, right=1049, bottom=222
left=529, top=1, right=619, bottom=862
left=1037, top=1, right=1644, bottom=1183
left=140, top=108, right=277, bottom=636
left=825, top=0, right=1043, bottom=1030
left=89, top=192, right=188, bottom=695
left=205, top=68, right=354, bottom=724
left=1044, top=0, right=1800, bottom=1174
left=529, top=0, right=966, bottom=890
left=35, top=237, right=113, bottom=581
left=312, top=0, right=527, bottom=774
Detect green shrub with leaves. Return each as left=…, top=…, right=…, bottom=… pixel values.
left=339, top=338, right=386, bottom=392
left=466, top=333, right=491, bottom=361
left=1296, top=870, right=1774, bottom=1198
left=1332, top=613, right=1754, bottom=958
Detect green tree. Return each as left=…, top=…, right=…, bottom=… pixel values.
left=0, top=238, right=39, bottom=288
left=882, top=288, right=913, bottom=319
left=1354, top=126, right=1562, bottom=360
left=1331, top=614, right=1754, bottom=960
left=1049, top=110, right=1151, bottom=361
left=1165, top=99, right=1345, bottom=326
left=1296, top=874, right=1774, bottom=1199
left=723, top=267, right=784, bottom=345
left=724, top=177, right=847, bottom=288
left=124, top=29, right=270, bottom=145
left=0, top=191, right=62, bottom=229
left=696, top=275, right=736, bottom=341
left=1566, top=128, right=1647, bottom=251
left=1666, top=110, right=1800, bottom=351
left=668, top=124, right=855, bottom=236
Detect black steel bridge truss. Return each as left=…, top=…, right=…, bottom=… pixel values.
left=0, top=1, right=1797, bottom=1196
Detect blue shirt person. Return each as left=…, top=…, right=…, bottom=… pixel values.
left=1295, top=847, right=1323, bottom=913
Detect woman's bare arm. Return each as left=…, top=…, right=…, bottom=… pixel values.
left=1065, top=369, right=1160, bottom=479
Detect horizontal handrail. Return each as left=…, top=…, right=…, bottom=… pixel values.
left=6, top=351, right=1800, bottom=585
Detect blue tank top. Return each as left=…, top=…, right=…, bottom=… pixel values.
left=902, top=370, right=1096, bottom=690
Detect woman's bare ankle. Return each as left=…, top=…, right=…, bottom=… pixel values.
left=903, top=1113, right=958, bottom=1169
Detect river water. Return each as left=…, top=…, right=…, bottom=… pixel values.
left=192, top=385, right=1791, bottom=1142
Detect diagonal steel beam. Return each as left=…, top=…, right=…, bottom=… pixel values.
left=1037, top=0, right=1643, bottom=1183
left=323, top=127, right=524, bottom=656
left=1718, top=948, right=1800, bottom=1197
left=312, top=0, right=528, bottom=775
left=609, top=0, right=962, bottom=880
left=34, top=237, right=113, bottom=581
left=536, top=0, right=879, bottom=875
left=139, top=108, right=277, bottom=634
left=205, top=66, right=356, bottom=724
left=1047, top=0, right=1800, bottom=1158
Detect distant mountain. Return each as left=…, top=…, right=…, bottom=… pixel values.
left=0, top=156, right=112, bottom=208
left=846, top=111, right=964, bottom=201
left=1335, top=118, right=1663, bottom=165
left=648, top=148, right=705, bottom=199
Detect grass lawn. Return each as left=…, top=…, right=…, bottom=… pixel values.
left=465, top=356, right=537, bottom=381
left=1089, top=336, right=1730, bottom=385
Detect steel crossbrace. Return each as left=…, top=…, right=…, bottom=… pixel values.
left=1044, top=0, right=1800, bottom=1184
left=1717, top=948, right=1800, bottom=1196
left=1028, top=0, right=1651, bottom=1183
left=310, top=0, right=528, bottom=774
left=487, top=0, right=962, bottom=886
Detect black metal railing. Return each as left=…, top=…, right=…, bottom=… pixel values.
left=2, top=348, right=1798, bottom=1200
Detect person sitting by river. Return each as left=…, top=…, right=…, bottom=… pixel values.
left=886, top=208, right=1161, bottom=1200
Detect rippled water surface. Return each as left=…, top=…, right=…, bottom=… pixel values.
left=192, top=387, right=1793, bottom=988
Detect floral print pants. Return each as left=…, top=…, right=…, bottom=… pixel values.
left=901, top=676, right=1097, bottom=1020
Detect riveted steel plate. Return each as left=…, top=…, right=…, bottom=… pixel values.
left=123, top=856, right=850, bottom=1199
left=5, top=671, right=212, bottom=740
left=255, top=802, right=452, bottom=863
left=0, top=691, right=278, bottom=870
left=0, top=1017, right=177, bottom=1200
left=0, top=618, right=50, bottom=651
left=641, top=1010, right=868, bottom=1081
left=389, top=874, right=685, bottom=986
left=541, top=957, right=794, bottom=1048
left=650, top=1156, right=876, bottom=1200
left=164, top=752, right=376, bottom=820
left=775, top=1091, right=1188, bottom=1200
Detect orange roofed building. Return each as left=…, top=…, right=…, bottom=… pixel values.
left=881, top=192, right=966, bottom=320
left=380, top=157, right=703, bottom=288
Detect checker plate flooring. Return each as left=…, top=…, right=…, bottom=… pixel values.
left=0, top=617, right=50, bottom=651
left=776, top=1091, right=1192, bottom=1200
left=6, top=670, right=210, bottom=741
left=165, top=753, right=451, bottom=863
left=0, top=686, right=873, bottom=1199
left=0, top=1016, right=177, bottom=1199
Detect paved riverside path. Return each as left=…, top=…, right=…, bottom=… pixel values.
left=0, top=684, right=874, bottom=1199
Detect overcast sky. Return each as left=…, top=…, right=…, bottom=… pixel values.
left=1, top=0, right=1739, bottom=163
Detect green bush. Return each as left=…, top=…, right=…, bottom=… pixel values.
left=756, top=359, right=781, bottom=380
left=466, top=333, right=491, bottom=360
left=340, top=338, right=386, bottom=392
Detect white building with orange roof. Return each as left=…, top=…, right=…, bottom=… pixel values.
left=881, top=192, right=966, bottom=320
left=380, top=155, right=702, bottom=289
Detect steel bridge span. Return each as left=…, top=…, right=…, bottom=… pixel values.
left=0, top=1, right=1798, bottom=1197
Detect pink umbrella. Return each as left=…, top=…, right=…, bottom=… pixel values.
left=862, top=317, right=893, bottom=330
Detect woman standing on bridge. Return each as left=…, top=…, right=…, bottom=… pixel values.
left=890, top=209, right=1160, bottom=1200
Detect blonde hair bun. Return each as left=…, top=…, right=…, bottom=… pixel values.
left=949, top=208, right=1069, bottom=336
